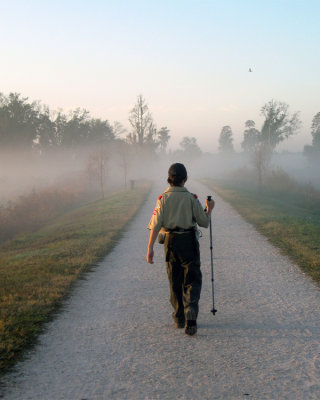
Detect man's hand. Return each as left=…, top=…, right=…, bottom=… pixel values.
left=146, top=229, right=159, bottom=264
left=146, top=247, right=154, bottom=264
left=205, top=198, right=215, bottom=214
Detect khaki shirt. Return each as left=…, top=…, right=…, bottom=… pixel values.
left=148, top=186, right=210, bottom=231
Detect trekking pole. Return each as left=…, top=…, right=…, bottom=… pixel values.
left=207, top=195, right=217, bottom=316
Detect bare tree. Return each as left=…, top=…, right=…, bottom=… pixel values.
left=128, top=95, right=153, bottom=146
left=118, top=142, right=132, bottom=190
left=112, top=121, right=127, bottom=138
left=87, top=147, right=109, bottom=199
left=252, top=143, right=272, bottom=191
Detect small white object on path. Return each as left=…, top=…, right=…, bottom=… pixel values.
left=1, top=181, right=320, bottom=400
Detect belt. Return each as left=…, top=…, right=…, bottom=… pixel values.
left=165, top=227, right=195, bottom=233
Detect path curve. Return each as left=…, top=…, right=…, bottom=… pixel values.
left=1, top=181, right=320, bottom=400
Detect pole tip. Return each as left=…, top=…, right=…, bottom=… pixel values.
left=211, top=308, right=217, bottom=316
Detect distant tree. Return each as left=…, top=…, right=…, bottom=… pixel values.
left=311, top=112, right=320, bottom=145
left=304, top=112, right=320, bottom=163
left=53, top=111, right=67, bottom=147
left=158, top=126, right=171, bottom=153
left=0, top=93, right=39, bottom=149
left=55, top=109, right=114, bottom=149
left=247, top=100, right=301, bottom=191
left=88, top=118, right=114, bottom=145
left=252, top=143, right=272, bottom=191
left=59, top=108, right=91, bottom=148
left=35, top=105, right=58, bottom=151
left=241, top=120, right=260, bottom=153
left=118, top=142, right=132, bottom=189
left=87, top=147, right=109, bottom=198
left=260, top=100, right=301, bottom=149
left=144, top=121, right=159, bottom=151
left=112, top=121, right=127, bottom=138
left=128, top=95, right=153, bottom=146
left=218, top=126, right=234, bottom=153
left=180, top=136, right=202, bottom=158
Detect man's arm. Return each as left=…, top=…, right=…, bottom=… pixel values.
left=146, top=229, right=159, bottom=264
left=193, top=197, right=215, bottom=228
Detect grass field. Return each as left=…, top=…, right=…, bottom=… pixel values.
left=0, top=182, right=151, bottom=374
left=203, top=179, right=320, bottom=285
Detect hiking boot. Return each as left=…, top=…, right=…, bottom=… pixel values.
left=185, top=309, right=197, bottom=321
left=185, top=320, right=197, bottom=335
left=174, top=319, right=185, bottom=329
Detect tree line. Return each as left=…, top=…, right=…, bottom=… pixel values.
left=217, top=101, right=319, bottom=188
left=0, top=92, right=172, bottom=154
left=1, top=92, right=319, bottom=163
left=0, top=92, right=208, bottom=172
left=0, top=93, right=116, bottom=150
left=218, top=100, right=319, bottom=163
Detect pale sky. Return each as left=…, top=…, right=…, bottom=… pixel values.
left=1, top=0, right=319, bottom=152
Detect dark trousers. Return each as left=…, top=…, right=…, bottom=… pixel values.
left=164, top=231, right=202, bottom=322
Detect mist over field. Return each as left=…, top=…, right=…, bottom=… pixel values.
left=1, top=143, right=319, bottom=207
left=191, top=151, right=319, bottom=187
left=0, top=146, right=156, bottom=204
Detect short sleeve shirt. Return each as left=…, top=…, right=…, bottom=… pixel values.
left=147, top=186, right=210, bottom=231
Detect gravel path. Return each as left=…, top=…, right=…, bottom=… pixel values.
left=1, top=181, right=320, bottom=400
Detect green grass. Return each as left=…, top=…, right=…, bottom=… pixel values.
left=0, top=182, right=151, bottom=374
left=203, top=179, right=320, bottom=284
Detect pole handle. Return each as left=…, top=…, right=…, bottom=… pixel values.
left=204, top=195, right=212, bottom=212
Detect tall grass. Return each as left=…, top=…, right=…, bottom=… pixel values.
left=0, top=169, right=103, bottom=244
left=223, top=167, right=320, bottom=212
left=0, top=188, right=76, bottom=243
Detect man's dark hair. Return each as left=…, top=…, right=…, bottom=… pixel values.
left=167, top=163, right=188, bottom=186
